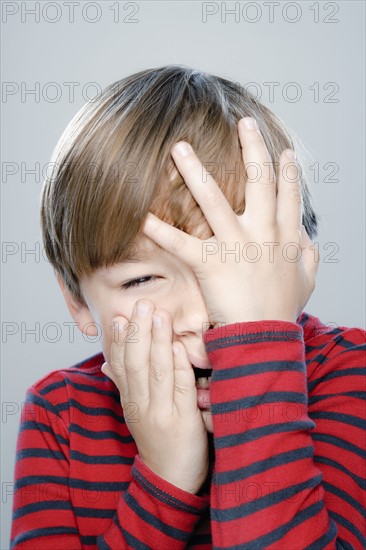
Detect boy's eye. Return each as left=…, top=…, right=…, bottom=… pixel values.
left=121, top=275, right=158, bottom=290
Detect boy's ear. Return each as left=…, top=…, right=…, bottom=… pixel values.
left=56, top=273, right=98, bottom=337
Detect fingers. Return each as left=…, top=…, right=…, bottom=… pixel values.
left=169, top=142, right=239, bottom=242
left=171, top=341, right=198, bottom=416
left=148, top=309, right=175, bottom=414
left=238, top=117, right=277, bottom=228
left=142, top=212, right=201, bottom=268
left=276, top=149, right=303, bottom=235
left=110, top=302, right=152, bottom=408
left=142, top=137, right=240, bottom=251
left=107, top=302, right=198, bottom=419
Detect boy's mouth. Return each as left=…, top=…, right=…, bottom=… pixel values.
left=193, top=366, right=213, bottom=391
left=186, top=352, right=213, bottom=387
left=192, top=365, right=213, bottom=380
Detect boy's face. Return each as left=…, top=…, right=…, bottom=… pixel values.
left=63, top=231, right=214, bottom=432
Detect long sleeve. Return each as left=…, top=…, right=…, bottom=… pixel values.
left=96, top=455, right=209, bottom=549
left=203, top=319, right=366, bottom=549
left=10, top=383, right=209, bottom=549
left=10, top=387, right=82, bottom=549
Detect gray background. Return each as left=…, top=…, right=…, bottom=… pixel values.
left=1, top=1, right=365, bottom=547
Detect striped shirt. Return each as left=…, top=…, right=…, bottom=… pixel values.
left=10, top=311, right=366, bottom=549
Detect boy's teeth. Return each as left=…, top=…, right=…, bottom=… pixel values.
left=196, top=376, right=211, bottom=389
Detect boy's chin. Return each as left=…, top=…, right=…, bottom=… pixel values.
left=200, top=409, right=213, bottom=433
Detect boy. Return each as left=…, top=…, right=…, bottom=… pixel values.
left=10, top=65, right=365, bottom=549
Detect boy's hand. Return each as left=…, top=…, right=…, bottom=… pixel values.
left=101, top=301, right=209, bottom=495
left=142, top=117, right=320, bottom=325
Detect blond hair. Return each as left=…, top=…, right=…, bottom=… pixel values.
left=41, top=64, right=320, bottom=304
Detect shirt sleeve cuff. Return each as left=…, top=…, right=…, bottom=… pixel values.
left=131, top=454, right=210, bottom=513
left=203, top=319, right=303, bottom=345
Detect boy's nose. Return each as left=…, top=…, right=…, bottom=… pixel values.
left=172, top=284, right=210, bottom=337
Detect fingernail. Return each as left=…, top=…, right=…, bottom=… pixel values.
left=152, top=314, right=162, bottom=328
left=173, top=142, right=192, bottom=156
left=242, top=117, right=258, bottom=130
left=137, top=302, right=151, bottom=317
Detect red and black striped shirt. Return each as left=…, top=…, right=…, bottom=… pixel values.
left=10, top=311, right=366, bottom=549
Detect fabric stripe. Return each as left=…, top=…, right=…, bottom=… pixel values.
left=329, top=511, right=366, bottom=546
left=214, top=420, right=316, bottom=449
left=211, top=475, right=322, bottom=522
left=311, top=432, right=366, bottom=459
left=124, top=491, right=189, bottom=541
left=211, top=391, right=307, bottom=415
left=211, top=361, right=305, bottom=381
left=213, top=446, right=314, bottom=484
left=13, top=500, right=73, bottom=520
left=11, top=526, right=79, bottom=547
left=322, top=481, right=366, bottom=518
left=69, top=423, right=134, bottom=443
left=303, top=519, right=338, bottom=549
left=309, top=411, right=366, bottom=430
left=313, top=454, right=366, bottom=489
left=213, top=501, right=325, bottom=550
left=70, top=450, right=134, bottom=464
left=15, top=475, right=129, bottom=492
left=307, top=368, right=366, bottom=392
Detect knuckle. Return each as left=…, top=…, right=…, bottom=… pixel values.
left=110, top=358, right=126, bottom=378
left=173, top=382, right=190, bottom=396
left=169, top=233, right=185, bottom=252
left=150, top=364, right=166, bottom=382
left=124, top=357, right=139, bottom=372
left=257, top=181, right=276, bottom=193
left=109, top=358, right=119, bottom=371
left=110, top=351, right=120, bottom=366
left=205, top=190, right=224, bottom=211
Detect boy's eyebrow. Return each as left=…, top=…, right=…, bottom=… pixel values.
left=103, top=242, right=164, bottom=276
